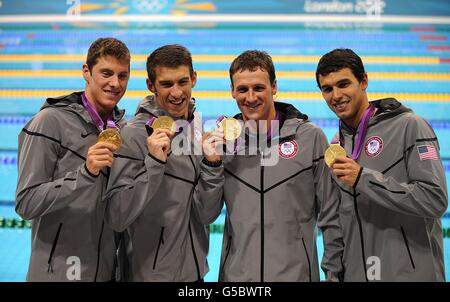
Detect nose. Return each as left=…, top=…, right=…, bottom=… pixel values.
left=331, top=87, right=342, bottom=101
left=170, top=85, right=183, bottom=99
left=108, top=75, right=119, bottom=88
left=247, top=89, right=257, bottom=102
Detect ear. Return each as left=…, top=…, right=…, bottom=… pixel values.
left=272, top=79, right=278, bottom=96
left=361, top=73, right=368, bottom=91
left=191, top=71, right=197, bottom=88
left=147, top=78, right=156, bottom=94
left=82, top=64, right=91, bottom=84
left=231, top=83, right=236, bottom=99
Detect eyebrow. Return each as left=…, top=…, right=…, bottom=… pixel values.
left=337, top=78, right=351, bottom=84
left=99, top=68, right=128, bottom=75
left=321, top=78, right=351, bottom=89
left=158, top=76, right=190, bottom=84
left=99, top=68, right=113, bottom=73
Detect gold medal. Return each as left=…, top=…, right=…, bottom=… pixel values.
left=98, top=128, right=122, bottom=150
left=218, top=118, right=242, bottom=141
left=324, top=144, right=347, bottom=167
left=152, top=116, right=176, bottom=132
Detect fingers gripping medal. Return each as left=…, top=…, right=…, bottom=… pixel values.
left=152, top=116, right=176, bottom=133
left=218, top=117, right=242, bottom=141
left=324, top=144, right=347, bottom=167
left=98, top=128, right=122, bottom=150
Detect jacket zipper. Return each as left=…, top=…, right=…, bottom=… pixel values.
left=153, top=227, right=164, bottom=270
left=400, top=226, right=416, bottom=269
left=260, top=165, right=265, bottom=282
left=352, top=191, right=368, bottom=281
left=47, top=222, right=63, bottom=273
left=221, top=235, right=232, bottom=274
left=350, top=133, right=369, bottom=282
left=188, top=222, right=201, bottom=281
left=94, top=166, right=112, bottom=281
left=93, top=220, right=105, bottom=281
left=188, top=155, right=201, bottom=280
left=301, top=237, right=312, bottom=282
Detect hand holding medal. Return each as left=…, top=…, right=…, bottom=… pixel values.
left=324, top=144, right=347, bottom=167
left=81, top=92, right=122, bottom=176
left=146, top=116, right=176, bottom=162
left=327, top=105, right=375, bottom=187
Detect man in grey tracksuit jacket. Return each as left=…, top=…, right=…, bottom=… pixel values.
left=335, top=98, right=447, bottom=281
left=104, top=95, right=213, bottom=281
left=15, top=38, right=130, bottom=281
left=200, top=101, right=344, bottom=282
left=16, top=92, right=126, bottom=281
left=316, top=48, right=448, bottom=281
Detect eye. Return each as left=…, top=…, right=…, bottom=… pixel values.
left=321, top=87, right=331, bottom=93
left=161, top=82, right=173, bottom=88
left=254, top=85, right=265, bottom=92
left=338, top=82, right=350, bottom=88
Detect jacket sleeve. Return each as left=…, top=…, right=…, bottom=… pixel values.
left=313, top=128, right=345, bottom=281
left=191, top=159, right=225, bottom=225
left=355, top=116, right=448, bottom=218
left=15, top=109, right=101, bottom=220
left=103, top=125, right=166, bottom=232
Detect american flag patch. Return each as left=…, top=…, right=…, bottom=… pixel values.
left=417, top=145, right=438, bottom=160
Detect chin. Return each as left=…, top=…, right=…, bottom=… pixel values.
left=169, top=109, right=186, bottom=118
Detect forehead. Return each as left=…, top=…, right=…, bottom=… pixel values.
left=92, top=55, right=129, bottom=71
left=154, top=65, right=191, bottom=81
left=318, top=67, right=357, bottom=86
left=232, top=68, right=271, bottom=86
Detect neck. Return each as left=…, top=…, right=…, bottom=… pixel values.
left=84, top=90, right=111, bottom=121
left=348, top=100, right=369, bottom=130
left=244, top=104, right=276, bottom=134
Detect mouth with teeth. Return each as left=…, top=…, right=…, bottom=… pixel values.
left=244, top=103, right=261, bottom=111
left=332, top=100, right=350, bottom=113
left=168, top=98, right=185, bottom=106
left=103, top=89, right=120, bottom=97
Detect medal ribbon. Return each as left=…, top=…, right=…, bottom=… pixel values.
left=339, top=103, right=376, bottom=160
left=81, top=93, right=117, bottom=132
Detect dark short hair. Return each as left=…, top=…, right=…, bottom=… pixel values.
left=315, top=48, right=366, bottom=89
left=146, top=44, right=194, bottom=83
left=229, top=50, right=276, bottom=87
left=85, top=37, right=130, bottom=72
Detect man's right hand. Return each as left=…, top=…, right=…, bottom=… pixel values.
left=86, top=142, right=118, bottom=176
left=202, top=128, right=225, bottom=162
left=147, top=128, right=173, bottom=162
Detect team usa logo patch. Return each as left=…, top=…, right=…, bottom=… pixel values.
left=365, top=136, right=383, bottom=157
left=278, top=140, right=299, bottom=159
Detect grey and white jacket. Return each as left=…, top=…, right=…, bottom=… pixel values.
left=198, top=101, right=344, bottom=282
left=16, top=92, right=125, bottom=281
left=104, top=95, right=214, bottom=281
left=336, top=98, right=448, bottom=281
